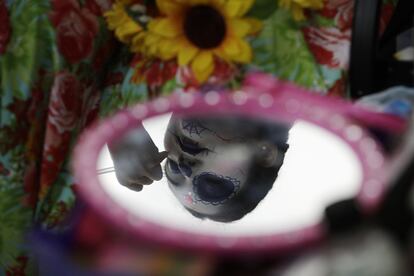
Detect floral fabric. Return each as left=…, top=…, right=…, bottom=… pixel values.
left=0, top=0, right=395, bottom=274
left=0, top=0, right=114, bottom=273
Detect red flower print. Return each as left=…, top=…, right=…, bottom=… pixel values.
left=0, top=0, right=11, bottom=54
left=40, top=151, right=70, bottom=195
left=48, top=72, right=82, bottom=134
left=85, top=0, right=113, bottom=16
left=50, top=0, right=99, bottom=64
left=176, top=66, right=199, bottom=90
left=23, top=163, right=38, bottom=207
left=146, top=61, right=178, bottom=89
left=39, top=72, right=82, bottom=191
left=328, top=75, right=347, bottom=98
left=209, top=59, right=236, bottom=85
left=92, top=41, right=115, bottom=71
left=104, top=72, right=124, bottom=86
left=132, top=55, right=178, bottom=91
left=303, top=27, right=351, bottom=69
left=321, top=0, right=354, bottom=31
left=44, top=201, right=70, bottom=228
left=322, top=1, right=394, bottom=34
left=176, top=59, right=236, bottom=91
left=1, top=98, right=31, bottom=152
left=6, top=256, right=28, bottom=276
left=76, top=84, right=101, bottom=129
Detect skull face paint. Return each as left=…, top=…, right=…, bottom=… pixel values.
left=164, top=116, right=290, bottom=222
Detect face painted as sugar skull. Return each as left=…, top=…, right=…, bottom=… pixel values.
left=164, top=116, right=290, bottom=222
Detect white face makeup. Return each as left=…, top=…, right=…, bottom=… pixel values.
left=164, top=116, right=266, bottom=218
left=97, top=113, right=363, bottom=236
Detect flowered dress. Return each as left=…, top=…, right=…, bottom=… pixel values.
left=0, top=0, right=395, bottom=274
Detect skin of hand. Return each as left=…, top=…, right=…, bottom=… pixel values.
left=108, top=125, right=168, bottom=191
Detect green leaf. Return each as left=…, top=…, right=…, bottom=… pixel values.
left=247, top=0, right=278, bottom=20
left=250, top=9, right=327, bottom=91
left=0, top=149, right=32, bottom=268
left=99, top=82, right=148, bottom=118
left=313, top=14, right=336, bottom=28
left=161, top=78, right=179, bottom=96
left=1, top=0, right=61, bottom=102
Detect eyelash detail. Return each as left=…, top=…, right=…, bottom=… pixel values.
left=174, top=134, right=211, bottom=156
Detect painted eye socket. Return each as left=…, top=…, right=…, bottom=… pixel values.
left=193, top=173, right=239, bottom=205
left=168, top=159, right=181, bottom=174
left=175, top=134, right=209, bottom=156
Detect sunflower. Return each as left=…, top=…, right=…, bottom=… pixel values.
left=141, top=0, right=262, bottom=83
left=104, top=0, right=146, bottom=44
left=279, top=0, right=324, bottom=21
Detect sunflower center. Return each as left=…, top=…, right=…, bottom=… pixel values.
left=184, top=5, right=226, bottom=49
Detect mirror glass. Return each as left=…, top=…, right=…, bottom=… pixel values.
left=97, top=113, right=362, bottom=236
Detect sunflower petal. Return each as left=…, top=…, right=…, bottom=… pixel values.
left=231, top=40, right=252, bottom=63
left=149, top=18, right=181, bottom=38
left=229, top=19, right=252, bottom=37
left=159, top=38, right=180, bottom=60
left=156, top=0, right=184, bottom=15
left=222, top=1, right=241, bottom=17
left=245, top=18, right=263, bottom=35
left=279, top=0, right=323, bottom=21
left=131, top=32, right=146, bottom=52
left=144, top=34, right=162, bottom=55
left=295, top=0, right=324, bottom=9
left=116, top=21, right=142, bottom=42
left=189, top=0, right=211, bottom=5
left=238, top=0, right=255, bottom=16
left=291, top=3, right=306, bottom=21
left=144, top=33, right=161, bottom=47
left=106, top=15, right=126, bottom=30
left=222, top=37, right=241, bottom=58
left=191, top=51, right=214, bottom=83
left=224, top=0, right=254, bottom=17
left=192, top=51, right=213, bottom=71
left=178, top=42, right=199, bottom=65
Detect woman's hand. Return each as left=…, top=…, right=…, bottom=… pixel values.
left=108, top=126, right=168, bottom=191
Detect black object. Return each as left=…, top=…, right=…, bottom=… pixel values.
left=324, top=140, right=414, bottom=248
left=324, top=198, right=362, bottom=233
left=350, top=0, right=414, bottom=99
left=375, top=147, right=414, bottom=247
left=349, top=0, right=382, bottom=99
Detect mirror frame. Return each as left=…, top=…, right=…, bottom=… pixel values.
left=73, top=82, right=396, bottom=254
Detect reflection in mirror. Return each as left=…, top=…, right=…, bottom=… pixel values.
left=97, top=114, right=362, bottom=236
left=164, top=115, right=290, bottom=223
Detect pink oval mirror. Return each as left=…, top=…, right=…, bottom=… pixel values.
left=73, top=76, right=403, bottom=254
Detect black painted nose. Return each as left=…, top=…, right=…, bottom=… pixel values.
left=193, top=173, right=235, bottom=203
